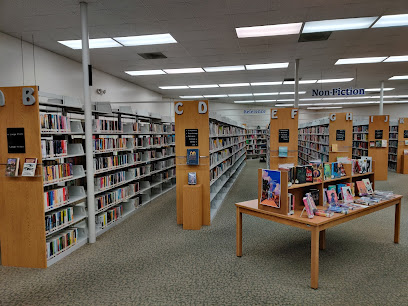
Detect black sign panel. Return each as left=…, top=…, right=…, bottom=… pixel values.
left=279, top=129, right=289, bottom=143
left=336, top=130, right=345, bottom=141
left=404, top=130, right=408, bottom=139
left=375, top=130, right=383, bottom=140
left=7, top=128, right=26, bottom=153
left=185, top=129, right=198, bottom=146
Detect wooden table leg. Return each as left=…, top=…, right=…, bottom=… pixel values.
left=311, top=228, right=319, bottom=289
left=236, top=208, right=242, bottom=257
left=319, top=230, right=326, bottom=250
left=394, top=202, right=401, bottom=244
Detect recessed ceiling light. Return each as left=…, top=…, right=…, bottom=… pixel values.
left=255, top=100, right=276, bottom=102
left=302, top=17, right=377, bottom=33
left=228, top=93, right=253, bottom=97
left=372, top=14, right=408, bottom=28
left=389, top=75, right=408, bottom=80
left=236, top=22, right=303, bottom=38
left=203, top=95, right=228, bottom=98
left=246, top=62, right=289, bottom=70
left=253, top=92, right=279, bottom=96
left=335, top=57, right=387, bottom=65
left=307, top=106, right=343, bottom=110
left=219, top=83, right=250, bottom=87
left=179, top=95, right=204, bottom=99
left=188, top=84, right=219, bottom=88
left=203, top=65, right=245, bottom=72
left=114, top=33, right=177, bottom=46
left=279, top=91, right=306, bottom=95
left=159, top=86, right=189, bottom=89
left=58, top=38, right=122, bottom=49
left=250, top=82, right=282, bottom=86
left=283, top=80, right=317, bottom=84
left=365, top=88, right=395, bottom=92
left=125, top=70, right=166, bottom=76
left=316, top=78, right=354, bottom=83
left=163, top=68, right=204, bottom=74
left=234, top=100, right=255, bottom=103
left=384, top=55, right=408, bottom=62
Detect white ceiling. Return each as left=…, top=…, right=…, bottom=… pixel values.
left=1, top=0, right=408, bottom=107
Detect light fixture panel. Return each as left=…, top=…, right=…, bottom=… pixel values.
left=114, top=33, right=177, bottom=46
left=125, top=70, right=166, bottom=76
left=58, top=38, right=122, bottom=49
left=372, top=14, right=408, bottom=28
left=163, top=68, right=204, bottom=74
left=335, top=57, right=387, bottom=65
left=203, top=66, right=245, bottom=72
left=236, top=22, right=302, bottom=38
left=246, top=62, right=289, bottom=70
left=302, top=17, right=377, bottom=33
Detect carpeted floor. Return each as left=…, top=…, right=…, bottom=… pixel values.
left=1, top=159, right=408, bottom=305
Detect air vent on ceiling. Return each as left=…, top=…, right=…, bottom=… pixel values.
left=138, top=52, right=167, bottom=59
left=298, top=31, right=332, bottom=42
left=284, top=78, right=295, bottom=82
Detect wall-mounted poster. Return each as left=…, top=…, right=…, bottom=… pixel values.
left=260, top=169, right=281, bottom=208
left=278, top=129, right=289, bottom=143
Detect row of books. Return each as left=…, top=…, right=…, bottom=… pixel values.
left=45, top=206, right=74, bottom=234
left=41, top=139, right=68, bottom=158
left=132, top=122, right=174, bottom=133
left=352, top=149, right=369, bottom=157
left=389, top=155, right=397, bottom=162
left=209, top=122, right=245, bottom=137
left=40, top=113, right=71, bottom=132
left=95, top=183, right=139, bottom=212
left=210, top=149, right=232, bottom=166
left=353, top=125, right=368, bottom=133
left=46, top=228, right=78, bottom=259
left=299, top=141, right=329, bottom=153
left=299, top=125, right=329, bottom=135
left=246, top=129, right=267, bottom=135
left=96, top=205, right=124, bottom=228
left=210, top=151, right=244, bottom=182
left=389, top=147, right=398, bottom=155
left=93, top=137, right=128, bottom=152
left=389, top=126, right=398, bottom=132
left=94, top=155, right=128, bottom=172
left=44, top=187, right=68, bottom=211
left=353, top=141, right=368, bottom=149
left=93, top=119, right=122, bottom=132
left=298, top=134, right=329, bottom=144
left=353, top=133, right=368, bottom=141
left=43, top=163, right=73, bottom=183
left=135, top=135, right=174, bottom=147
left=389, top=140, right=398, bottom=148
left=95, top=171, right=126, bottom=190
left=162, top=169, right=175, bottom=180
left=210, top=136, right=245, bottom=151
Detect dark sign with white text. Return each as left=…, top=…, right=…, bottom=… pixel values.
left=185, top=129, right=198, bottom=146
left=7, top=128, right=26, bottom=153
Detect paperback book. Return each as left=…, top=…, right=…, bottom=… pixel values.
left=260, top=169, right=281, bottom=208
left=326, top=189, right=339, bottom=205
left=324, top=163, right=331, bottom=180
left=362, top=178, right=373, bottom=194
left=341, top=186, right=354, bottom=203
left=356, top=181, right=368, bottom=196
left=5, top=158, right=19, bottom=177
left=21, top=158, right=38, bottom=177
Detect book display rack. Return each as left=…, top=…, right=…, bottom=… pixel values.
left=175, top=100, right=246, bottom=228
left=299, top=113, right=352, bottom=165
left=388, top=118, right=408, bottom=173
left=245, top=128, right=268, bottom=160
left=352, top=120, right=369, bottom=159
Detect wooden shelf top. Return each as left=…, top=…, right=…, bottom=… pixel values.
left=288, top=181, right=321, bottom=190
left=352, top=171, right=375, bottom=178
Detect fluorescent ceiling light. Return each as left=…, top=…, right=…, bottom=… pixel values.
left=283, top=80, right=317, bottom=84
left=114, top=33, right=177, bottom=46
left=322, top=96, right=372, bottom=100
left=251, top=82, right=282, bottom=86
left=275, top=104, right=294, bottom=107
left=389, top=75, right=408, bottom=80
left=303, top=17, right=377, bottom=33
left=384, top=55, right=408, bottom=62
left=219, top=83, right=250, bottom=87
left=234, top=100, right=255, bottom=103
left=125, top=70, right=165, bottom=76
left=188, top=84, right=219, bottom=88
left=307, top=106, right=343, bottom=110
left=163, top=68, right=204, bottom=74
left=383, top=95, right=408, bottom=98
left=159, top=86, right=189, bottom=89
left=58, top=38, right=122, bottom=49
left=256, top=100, right=276, bottom=102
left=246, top=62, right=289, bottom=70
left=203, top=65, right=245, bottom=72
left=316, top=78, right=354, bottom=83
left=277, top=99, right=295, bottom=102
left=372, top=14, right=408, bottom=28
left=203, top=95, right=228, bottom=98
left=335, top=57, right=387, bottom=65
left=253, top=92, right=279, bottom=96
left=300, top=98, right=322, bottom=101
left=236, top=22, right=302, bottom=38
left=279, top=91, right=306, bottom=95
left=179, top=95, right=204, bottom=98
left=228, top=93, right=253, bottom=97
left=365, top=88, right=394, bottom=92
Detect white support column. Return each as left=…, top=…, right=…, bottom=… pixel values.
left=80, top=1, right=96, bottom=243
left=294, top=59, right=300, bottom=108
left=379, top=81, right=384, bottom=115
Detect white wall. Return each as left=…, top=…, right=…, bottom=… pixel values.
left=0, top=31, right=175, bottom=117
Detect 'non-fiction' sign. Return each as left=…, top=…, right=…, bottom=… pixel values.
left=375, top=130, right=383, bottom=140
left=7, top=128, right=26, bottom=153
left=312, top=88, right=365, bottom=97
left=336, top=130, right=345, bottom=141
left=279, top=129, right=289, bottom=143
left=185, top=129, right=198, bottom=146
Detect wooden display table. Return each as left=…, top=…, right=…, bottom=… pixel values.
left=235, top=196, right=402, bottom=289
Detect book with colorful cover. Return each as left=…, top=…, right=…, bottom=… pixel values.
left=186, top=149, right=199, bottom=165
left=361, top=157, right=372, bottom=173
left=341, top=186, right=354, bottom=203
left=352, top=159, right=361, bottom=175
left=346, top=182, right=355, bottom=196
left=362, top=178, right=374, bottom=194
left=358, top=159, right=368, bottom=173
left=21, top=158, right=38, bottom=177
left=332, top=162, right=340, bottom=178
left=5, top=158, right=19, bottom=177
left=311, top=162, right=323, bottom=183
left=305, top=165, right=313, bottom=182
left=260, top=169, right=281, bottom=208
left=278, top=146, right=288, bottom=157
left=324, top=163, right=331, bottom=180
left=302, top=197, right=314, bottom=219
left=326, top=189, right=339, bottom=205
left=356, top=181, right=368, bottom=196
left=337, top=184, right=347, bottom=200
left=323, top=188, right=328, bottom=206
left=296, top=166, right=306, bottom=184
left=338, top=162, right=346, bottom=177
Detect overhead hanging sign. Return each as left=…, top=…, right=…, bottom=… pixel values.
left=312, top=88, right=365, bottom=97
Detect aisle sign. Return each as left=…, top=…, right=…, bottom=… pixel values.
left=278, top=129, right=289, bottom=143
left=7, top=128, right=26, bottom=153
left=336, top=130, right=345, bottom=141
left=185, top=129, right=198, bottom=146
left=375, top=130, right=383, bottom=140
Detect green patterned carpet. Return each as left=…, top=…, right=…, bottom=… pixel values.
left=1, top=159, right=408, bottom=305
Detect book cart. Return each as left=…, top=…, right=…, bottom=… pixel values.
left=388, top=118, right=408, bottom=173
left=245, top=128, right=268, bottom=160
left=175, top=100, right=246, bottom=228
left=299, top=113, right=353, bottom=165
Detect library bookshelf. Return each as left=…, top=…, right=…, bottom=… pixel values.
left=245, top=128, right=268, bottom=160
left=175, top=100, right=246, bottom=227
left=352, top=119, right=369, bottom=159
left=368, top=115, right=389, bottom=181
left=388, top=118, right=408, bottom=173
left=299, top=113, right=352, bottom=166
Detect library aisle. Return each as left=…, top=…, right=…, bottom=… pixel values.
left=1, top=160, right=408, bottom=304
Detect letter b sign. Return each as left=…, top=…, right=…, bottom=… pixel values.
left=0, top=87, right=36, bottom=107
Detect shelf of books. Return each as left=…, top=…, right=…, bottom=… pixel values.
left=352, top=120, right=369, bottom=159
left=92, top=105, right=176, bottom=236
left=298, top=113, right=352, bottom=166
left=388, top=118, right=408, bottom=173
left=368, top=115, right=389, bottom=181
left=245, top=128, right=268, bottom=160
left=388, top=120, right=398, bottom=171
